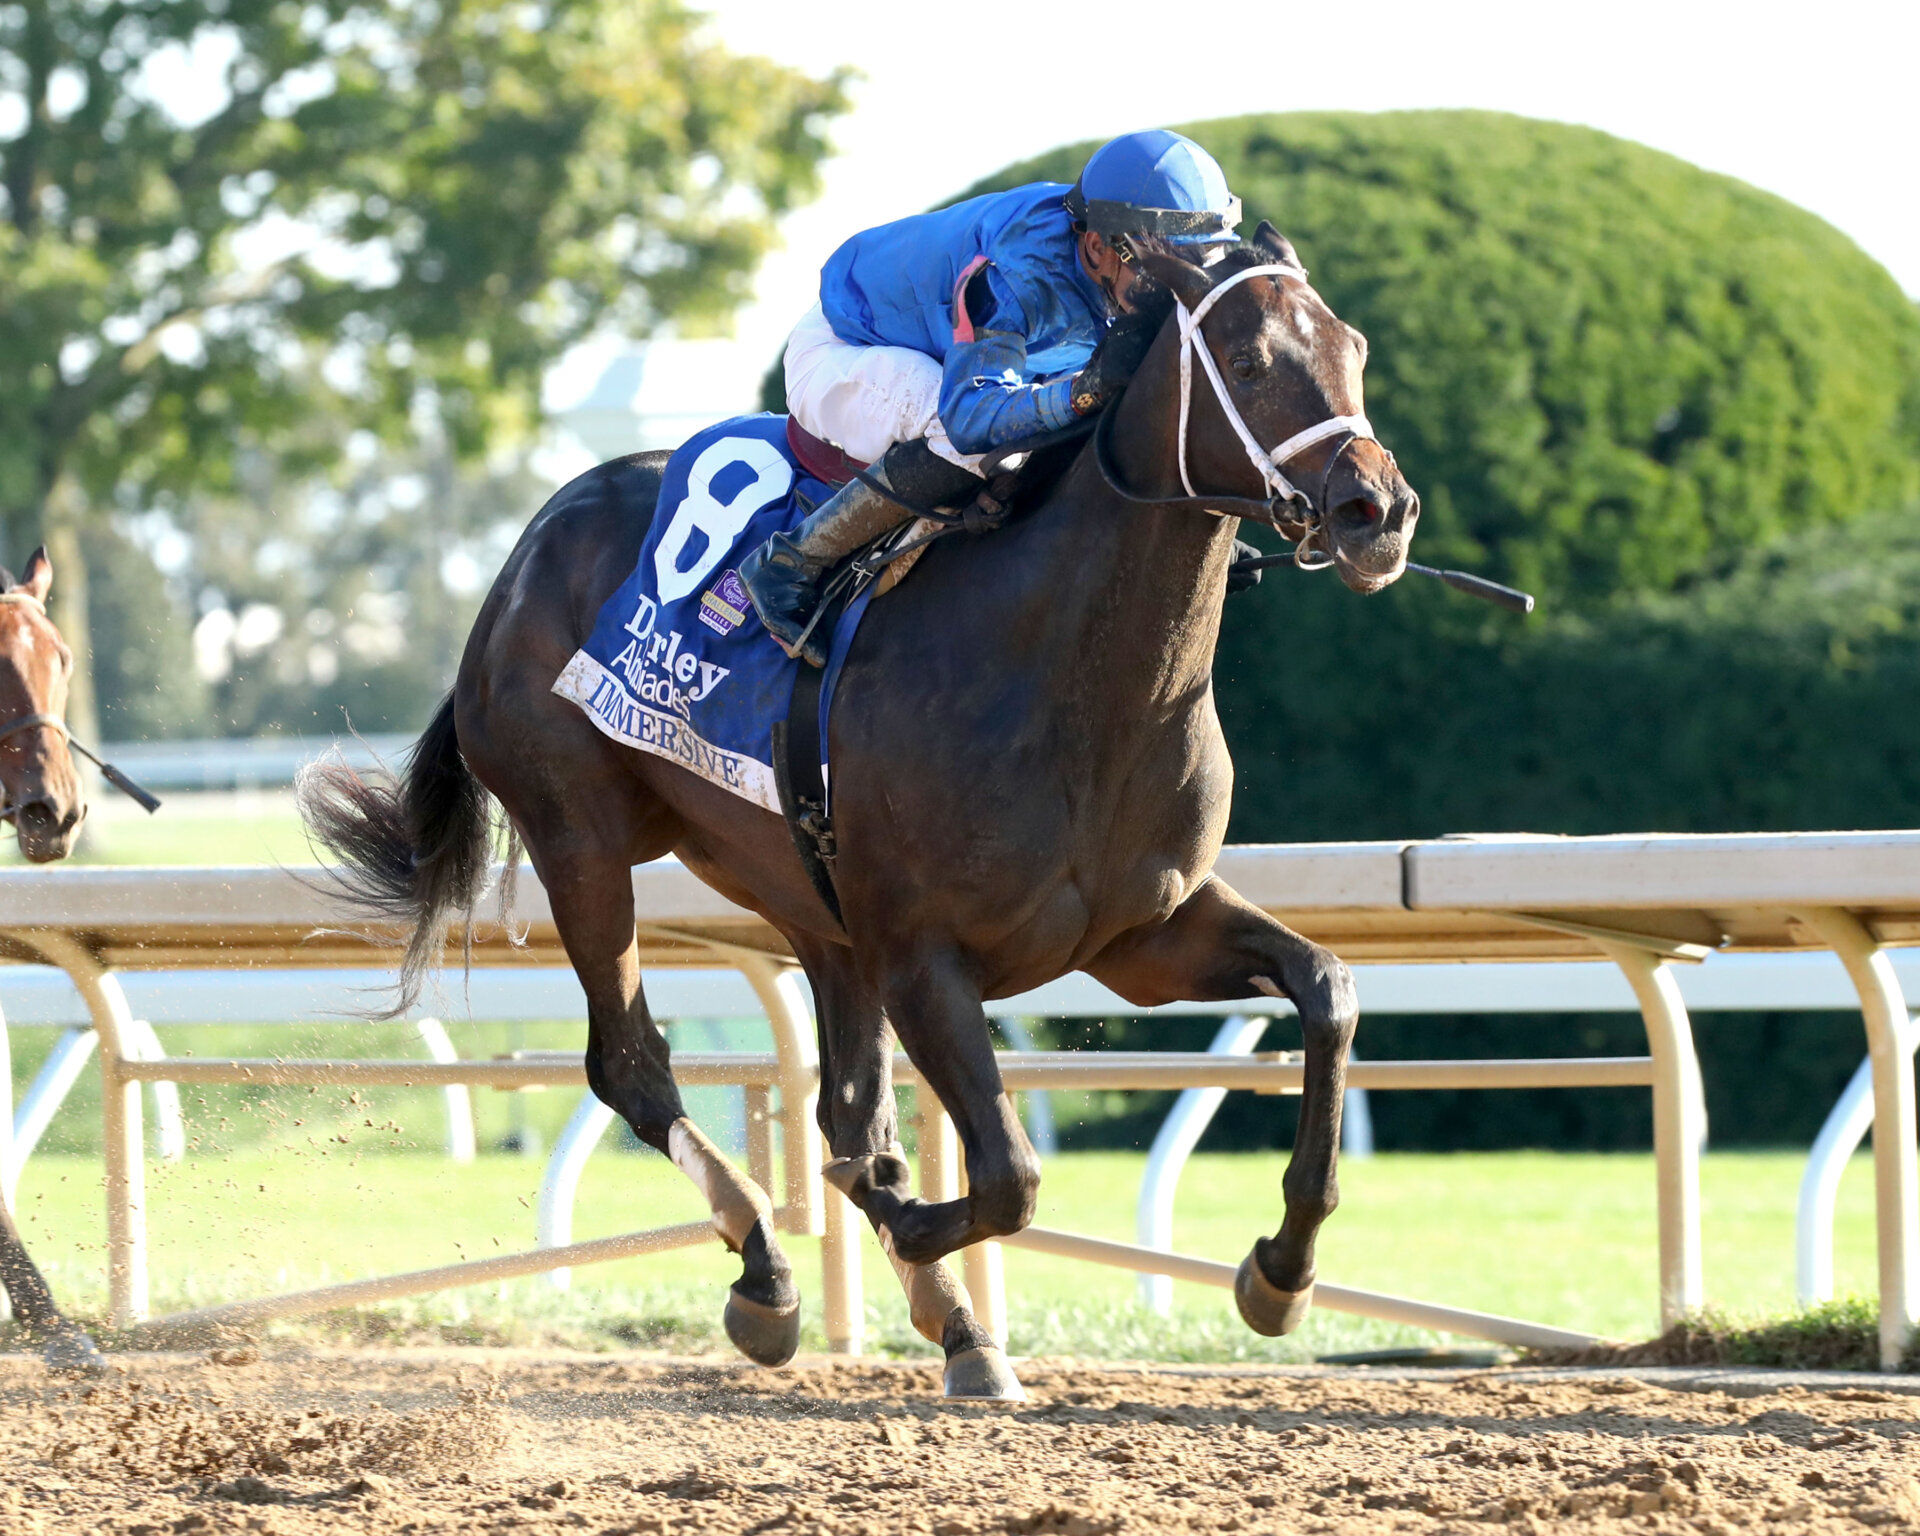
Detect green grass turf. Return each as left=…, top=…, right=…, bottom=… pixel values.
left=4, top=791, right=315, bottom=867
left=5, top=1147, right=1881, bottom=1359
left=0, top=804, right=1888, bottom=1359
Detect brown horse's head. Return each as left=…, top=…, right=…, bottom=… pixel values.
left=0, top=549, right=86, bottom=862
left=1140, top=225, right=1419, bottom=593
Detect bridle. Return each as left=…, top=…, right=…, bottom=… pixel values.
left=0, top=591, right=160, bottom=823
left=1175, top=262, right=1374, bottom=568
left=1094, top=260, right=1378, bottom=569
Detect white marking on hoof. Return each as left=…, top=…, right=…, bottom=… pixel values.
left=1235, top=1253, right=1315, bottom=1337
left=942, top=1344, right=1025, bottom=1401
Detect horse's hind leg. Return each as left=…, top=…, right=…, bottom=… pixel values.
left=1088, top=876, right=1359, bottom=1337
left=795, top=935, right=1022, bottom=1400
left=0, top=1198, right=105, bottom=1373
left=508, top=795, right=801, bottom=1367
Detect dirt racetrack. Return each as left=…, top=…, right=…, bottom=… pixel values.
left=4, top=1349, right=1918, bottom=1534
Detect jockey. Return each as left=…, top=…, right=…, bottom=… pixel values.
left=740, top=128, right=1243, bottom=665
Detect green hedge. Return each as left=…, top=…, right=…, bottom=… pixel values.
left=965, top=115, right=1920, bottom=1151
left=967, top=110, right=1920, bottom=611
left=1218, top=503, right=1920, bottom=842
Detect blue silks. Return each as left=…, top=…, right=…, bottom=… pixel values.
left=552, top=414, right=874, bottom=813
left=819, top=182, right=1110, bottom=453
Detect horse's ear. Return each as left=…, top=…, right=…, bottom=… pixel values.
left=20, top=546, right=51, bottom=602
left=1136, top=251, right=1214, bottom=312
left=1254, top=220, right=1303, bottom=272
left=0, top=566, right=14, bottom=593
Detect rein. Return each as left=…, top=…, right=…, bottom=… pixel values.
left=1092, top=266, right=1539, bottom=614
left=0, top=592, right=163, bottom=818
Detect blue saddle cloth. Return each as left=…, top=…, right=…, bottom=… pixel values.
left=552, top=413, right=876, bottom=813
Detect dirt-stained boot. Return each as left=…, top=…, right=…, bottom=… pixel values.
left=741, top=441, right=982, bottom=667
left=740, top=474, right=902, bottom=667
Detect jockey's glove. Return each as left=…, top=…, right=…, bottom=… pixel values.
left=1070, top=307, right=1163, bottom=416
left=1226, top=538, right=1266, bottom=595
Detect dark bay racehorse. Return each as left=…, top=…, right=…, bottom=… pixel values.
left=304, top=228, right=1418, bottom=1396
left=0, top=549, right=108, bottom=1372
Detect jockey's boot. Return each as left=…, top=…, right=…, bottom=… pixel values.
left=741, top=440, right=979, bottom=667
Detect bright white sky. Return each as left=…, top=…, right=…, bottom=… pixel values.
left=575, top=0, right=1916, bottom=412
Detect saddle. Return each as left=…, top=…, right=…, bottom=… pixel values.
left=783, top=418, right=1057, bottom=593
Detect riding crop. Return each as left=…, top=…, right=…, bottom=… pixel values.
left=1232, top=551, right=1535, bottom=614
left=1403, top=563, right=1535, bottom=613
left=65, top=736, right=164, bottom=813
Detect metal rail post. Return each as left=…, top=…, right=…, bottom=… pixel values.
left=736, top=957, right=860, bottom=1351
left=1136, top=1014, right=1267, bottom=1314
left=1597, top=940, right=1704, bottom=1329
left=536, top=1092, right=617, bottom=1289
left=738, top=959, right=822, bottom=1236
left=9, top=1027, right=96, bottom=1180
left=0, top=997, right=10, bottom=1324
left=916, top=1089, right=1007, bottom=1346
left=414, top=1018, right=476, bottom=1163
left=1798, top=1057, right=1876, bottom=1303
left=21, top=931, right=148, bottom=1325
left=819, top=1168, right=864, bottom=1355
left=1796, top=908, right=1919, bottom=1369
left=124, top=1019, right=184, bottom=1163
left=0, top=999, right=11, bottom=1203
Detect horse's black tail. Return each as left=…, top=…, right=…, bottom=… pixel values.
left=296, top=693, right=516, bottom=1017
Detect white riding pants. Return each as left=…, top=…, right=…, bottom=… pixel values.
left=783, top=304, right=985, bottom=474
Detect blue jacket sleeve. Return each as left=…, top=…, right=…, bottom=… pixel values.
left=937, top=331, right=1080, bottom=454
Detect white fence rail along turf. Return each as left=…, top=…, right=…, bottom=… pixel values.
left=0, top=832, right=1916, bottom=1365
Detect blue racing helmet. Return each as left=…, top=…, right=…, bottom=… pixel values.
left=1065, top=130, right=1241, bottom=255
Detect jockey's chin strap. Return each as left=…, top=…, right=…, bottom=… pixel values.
left=1173, top=261, right=1375, bottom=569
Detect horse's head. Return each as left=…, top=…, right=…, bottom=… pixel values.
left=0, top=549, right=86, bottom=862
left=1139, top=225, right=1418, bottom=593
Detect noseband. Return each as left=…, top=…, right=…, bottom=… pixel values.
left=0, top=591, right=161, bottom=819
left=1175, top=262, right=1374, bottom=568
left=1094, top=261, right=1377, bottom=569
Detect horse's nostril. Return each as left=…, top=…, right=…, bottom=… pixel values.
left=1338, top=497, right=1383, bottom=525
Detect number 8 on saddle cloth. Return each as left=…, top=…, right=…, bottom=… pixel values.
left=552, top=413, right=880, bottom=821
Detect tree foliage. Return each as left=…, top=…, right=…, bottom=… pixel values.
left=1, top=0, right=845, bottom=547
left=2, top=0, right=846, bottom=734
left=968, top=111, right=1920, bottom=611
left=1217, top=504, right=1920, bottom=843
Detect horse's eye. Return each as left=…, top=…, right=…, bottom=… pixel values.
left=1230, top=356, right=1260, bottom=382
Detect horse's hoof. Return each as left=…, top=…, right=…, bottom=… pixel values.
left=942, top=1345, right=1025, bottom=1401
left=724, top=1286, right=801, bottom=1367
left=1235, top=1252, right=1315, bottom=1337
left=41, top=1326, right=108, bottom=1377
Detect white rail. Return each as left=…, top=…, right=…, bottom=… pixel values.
left=2, top=831, right=1916, bottom=1366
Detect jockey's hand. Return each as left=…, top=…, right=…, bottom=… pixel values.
left=1226, top=538, right=1266, bottom=595
left=1070, top=307, right=1162, bottom=416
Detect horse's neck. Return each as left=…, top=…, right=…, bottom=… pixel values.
left=1036, top=340, right=1238, bottom=709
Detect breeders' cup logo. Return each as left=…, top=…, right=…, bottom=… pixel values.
left=698, top=570, right=751, bottom=637
left=608, top=593, right=730, bottom=719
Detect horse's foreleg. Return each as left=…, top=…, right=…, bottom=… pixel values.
left=866, top=950, right=1041, bottom=1264
left=535, top=835, right=800, bottom=1367
left=0, top=1196, right=104, bottom=1373
left=796, top=937, right=1021, bottom=1399
left=1089, top=876, right=1358, bottom=1336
